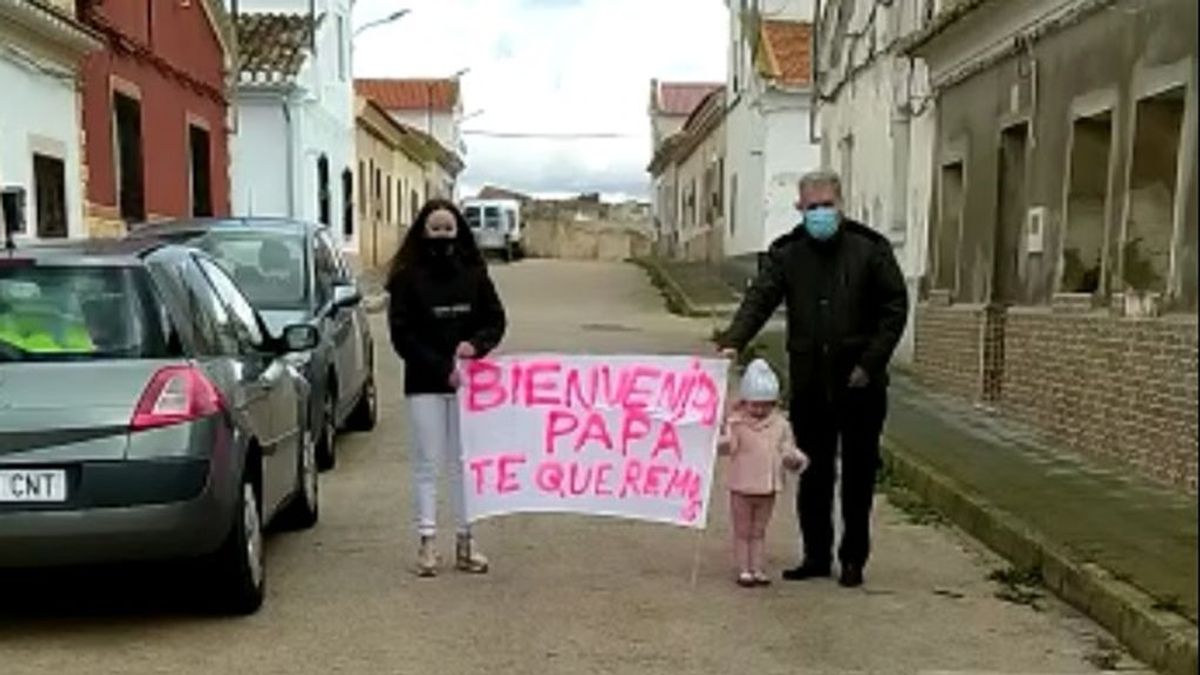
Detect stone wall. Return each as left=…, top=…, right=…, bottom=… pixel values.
left=522, top=218, right=653, bottom=262
left=1002, top=311, right=1199, bottom=491
left=912, top=299, right=987, bottom=401
left=913, top=296, right=1199, bottom=492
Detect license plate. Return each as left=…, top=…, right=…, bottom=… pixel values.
left=0, top=469, right=67, bottom=503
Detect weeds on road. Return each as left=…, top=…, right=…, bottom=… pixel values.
left=1083, top=636, right=1124, bottom=670
left=1150, top=595, right=1185, bottom=614
left=988, top=566, right=1045, bottom=611
left=876, top=463, right=948, bottom=527
left=634, top=259, right=690, bottom=316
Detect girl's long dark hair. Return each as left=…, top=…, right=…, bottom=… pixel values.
left=386, top=198, right=484, bottom=285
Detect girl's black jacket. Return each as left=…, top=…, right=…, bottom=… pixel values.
left=386, top=259, right=507, bottom=395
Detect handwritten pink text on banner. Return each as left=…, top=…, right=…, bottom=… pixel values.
left=458, top=355, right=728, bottom=529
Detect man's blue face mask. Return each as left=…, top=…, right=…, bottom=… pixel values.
left=802, top=206, right=841, bottom=241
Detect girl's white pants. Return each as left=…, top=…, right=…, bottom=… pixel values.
left=407, top=394, right=470, bottom=538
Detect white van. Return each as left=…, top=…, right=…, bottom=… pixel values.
left=462, top=198, right=523, bottom=262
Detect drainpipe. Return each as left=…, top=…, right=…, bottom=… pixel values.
left=809, top=0, right=822, bottom=145
left=283, top=101, right=296, bottom=218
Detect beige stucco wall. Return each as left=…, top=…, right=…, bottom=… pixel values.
left=355, top=124, right=426, bottom=269
left=672, top=117, right=726, bottom=262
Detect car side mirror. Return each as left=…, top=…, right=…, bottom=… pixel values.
left=331, top=282, right=362, bottom=311
left=282, top=323, right=319, bottom=352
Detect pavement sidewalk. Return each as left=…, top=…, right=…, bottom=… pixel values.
left=884, top=372, right=1198, bottom=674
left=649, top=253, right=1196, bottom=671
left=636, top=257, right=786, bottom=322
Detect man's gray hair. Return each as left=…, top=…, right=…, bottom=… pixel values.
left=799, top=170, right=843, bottom=197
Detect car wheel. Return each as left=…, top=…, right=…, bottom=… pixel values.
left=346, top=374, right=377, bottom=432
left=279, top=431, right=319, bottom=530
left=315, top=389, right=337, bottom=471
left=209, top=478, right=265, bottom=615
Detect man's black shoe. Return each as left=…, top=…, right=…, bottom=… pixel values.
left=838, top=565, right=864, bottom=588
left=781, top=563, right=832, bottom=581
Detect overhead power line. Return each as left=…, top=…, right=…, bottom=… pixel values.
left=461, top=130, right=638, bottom=139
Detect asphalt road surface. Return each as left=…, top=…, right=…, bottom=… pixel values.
left=0, top=260, right=1147, bottom=675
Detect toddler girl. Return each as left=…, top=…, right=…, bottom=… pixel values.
left=719, top=359, right=808, bottom=587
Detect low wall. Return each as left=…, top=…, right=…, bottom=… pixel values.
left=913, top=294, right=1199, bottom=492
left=522, top=218, right=653, bottom=262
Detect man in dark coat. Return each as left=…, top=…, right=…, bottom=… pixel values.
left=718, top=170, right=908, bottom=587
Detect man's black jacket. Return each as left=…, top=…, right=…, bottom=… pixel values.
left=386, top=259, right=507, bottom=395
left=719, top=219, right=908, bottom=399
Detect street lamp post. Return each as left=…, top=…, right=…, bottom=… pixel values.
left=353, top=9, right=410, bottom=38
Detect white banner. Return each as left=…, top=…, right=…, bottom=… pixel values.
left=458, top=354, right=728, bottom=529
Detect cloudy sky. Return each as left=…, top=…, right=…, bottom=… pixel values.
left=353, top=0, right=728, bottom=200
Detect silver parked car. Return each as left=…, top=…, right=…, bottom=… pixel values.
left=0, top=240, right=322, bottom=614
left=128, top=219, right=377, bottom=470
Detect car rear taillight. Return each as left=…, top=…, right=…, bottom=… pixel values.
left=130, top=366, right=225, bottom=431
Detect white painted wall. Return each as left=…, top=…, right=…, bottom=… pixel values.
left=814, top=0, right=936, bottom=363
left=722, top=1, right=821, bottom=256
left=228, top=0, right=357, bottom=249
left=0, top=51, right=85, bottom=240
left=723, top=95, right=767, bottom=256
left=231, top=98, right=290, bottom=218
left=763, top=94, right=820, bottom=244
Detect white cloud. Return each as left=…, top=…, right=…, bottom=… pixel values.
left=353, top=0, right=727, bottom=199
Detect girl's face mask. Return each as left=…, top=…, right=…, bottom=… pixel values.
left=424, top=209, right=460, bottom=260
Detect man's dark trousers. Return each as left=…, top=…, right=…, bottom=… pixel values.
left=790, top=383, right=887, bottom=570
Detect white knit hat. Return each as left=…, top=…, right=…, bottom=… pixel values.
left=739, top=358, right=780, bottom=402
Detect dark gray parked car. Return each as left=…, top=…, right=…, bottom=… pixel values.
left=128, top=219, right=377, bottom=470
left=0, top=240, right=321, bottom=614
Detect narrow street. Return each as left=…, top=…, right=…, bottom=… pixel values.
left=0, top=260, right=1144, bottom=674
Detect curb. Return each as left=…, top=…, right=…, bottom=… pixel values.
left=632, top=258, right=754, bottom=320
left=881, top=437, right=1198, bottom=675
left=631, top=258, right=713, bottom=318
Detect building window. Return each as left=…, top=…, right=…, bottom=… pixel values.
left=690, top=178, right=698, bottom=226
left=358, top=161, right=366, bottom=216
left=317, top=155, right=331, bottom=226
left=1123, top=85, right=1186, bottom=296
left=113, top=91, right=144, bottom=222
left=188, top=123, right=213, bottom=217
left=994, top=124, right=1029, bottom=304
left=374, top=167, right=382, bottom=220
left=396, top=178, right=403, bottom=225
left=1061, top=110, right=1114, bottom=295
left=411, top=190, right=420, bottom=222
left=838, top=135, right=855, bottom=215
left=729, top=174, right=738, bottom=236
left=715, top=158, right=725, bottom=214
left=385, top=175, right=392, bottom=224
left=935, top=161, right=965, bottom=294
left=337, top=15, right=348, bottom=81
left=342, top=168, right=354, bottom=238
left=33, top=153, right=67, bottom=238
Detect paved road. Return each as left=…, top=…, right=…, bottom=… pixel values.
left=0, top=260, right=1146, bottom=674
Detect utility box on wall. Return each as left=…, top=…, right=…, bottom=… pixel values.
left=1026, top=206, right=1047, bottom=254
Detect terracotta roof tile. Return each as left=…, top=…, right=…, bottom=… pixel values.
left=235, top=12, right=313, bottom=83
left=760, top=20, right=813, bottom=87
left=355, top=79, right=458, bottom=112
left=655, top=81, right=723, bottom=116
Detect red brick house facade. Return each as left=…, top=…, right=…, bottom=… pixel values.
left=77, top=0, right=234, bottom=236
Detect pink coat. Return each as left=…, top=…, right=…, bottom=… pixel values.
left=718, top=410, right=808, bottom=496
